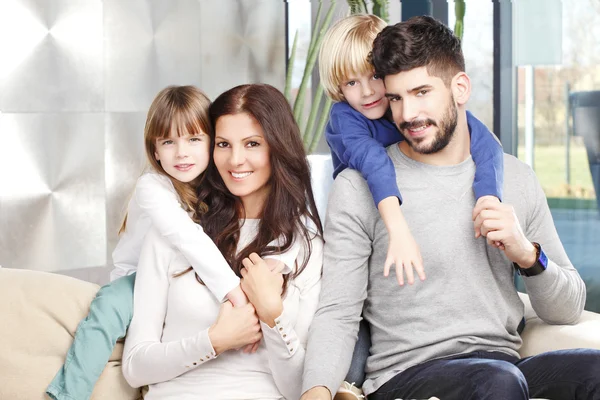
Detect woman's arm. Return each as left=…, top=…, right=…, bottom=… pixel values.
left=241, top=235, right=323, bottom=400
left=135, top=173, right=240, bottom=302
left=121, top=228, right=218, bottom=387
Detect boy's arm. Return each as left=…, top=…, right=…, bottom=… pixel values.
left=327, top=104, right=402, bottom=206
left=467, top=111, right=504, bottom=201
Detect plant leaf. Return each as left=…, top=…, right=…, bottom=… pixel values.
left=284, top=30, right=299, bottom=102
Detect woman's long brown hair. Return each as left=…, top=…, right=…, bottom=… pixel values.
left=200, top=84, right=323, bottom=286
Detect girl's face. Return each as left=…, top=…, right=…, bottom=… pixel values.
left=154, top=131, right=210, bottom=183
left=213, top=112, right=272, bottom=217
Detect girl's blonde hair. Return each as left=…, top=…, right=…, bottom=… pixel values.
left=119, top=85, right=212, bottom=234
left=319, top=14, right=387, bottom=102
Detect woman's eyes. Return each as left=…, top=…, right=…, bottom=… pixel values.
left=373, top=74, right=381, bottom=80
left=161, top=139, right=173, bottom=145
left=215, top=141, right=260, bottom=148
left=190, top=137, right=203, bottom=143
left=346, top=80, right=356, bottom=87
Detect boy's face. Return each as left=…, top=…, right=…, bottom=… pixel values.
left=339, top=70, right=389, bottom=120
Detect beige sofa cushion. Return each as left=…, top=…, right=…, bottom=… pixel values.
left=519, top=292, right=600, bottom=358
left=0, top=268, right=140, bottom=400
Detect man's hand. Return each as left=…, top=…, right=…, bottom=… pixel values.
left=472, top=196, right=537, bottom=268
left=300, top=386, right=332, bottom=400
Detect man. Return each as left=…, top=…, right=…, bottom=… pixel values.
left=301, top=16, right=600, bottom=400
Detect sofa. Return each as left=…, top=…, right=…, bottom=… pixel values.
left=1, top=267, right=599, bottom=400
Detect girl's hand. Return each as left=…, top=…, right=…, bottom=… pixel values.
left=208, top=301, right=262, bottom=355
left=264, top=258, right=287, bottom=274
left=384, top=228, right=426, bottom=286
left=241, top=253, right=284, bottom=327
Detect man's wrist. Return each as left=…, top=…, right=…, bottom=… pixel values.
left=514, top=242, right=548, bottom=277
left=517, top=243, right=538, bottom=269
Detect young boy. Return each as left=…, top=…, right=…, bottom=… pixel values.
left=318, top=14, right=504, bottom=287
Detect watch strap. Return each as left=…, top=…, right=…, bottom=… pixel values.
left=513, top=242, right=548, bottom=277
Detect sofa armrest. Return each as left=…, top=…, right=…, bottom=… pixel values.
left=518, top=292, right=600, bottom=358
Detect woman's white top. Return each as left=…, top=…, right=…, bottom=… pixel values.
left=122, top=219, right=323, bottom=400
left=110, top=172, right=296, bottom=301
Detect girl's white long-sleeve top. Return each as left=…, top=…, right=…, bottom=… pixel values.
left=110, top=172, right=297, bottom=301
left=122, top=219, right=323, bottom=400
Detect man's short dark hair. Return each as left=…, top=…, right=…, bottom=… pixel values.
left=371, top=15, right=465, bottom=86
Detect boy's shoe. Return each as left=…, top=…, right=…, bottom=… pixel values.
left=334, top=381, right=365, bottom=400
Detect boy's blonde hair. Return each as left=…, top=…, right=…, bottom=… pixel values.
left=319, top=14, right=387, bottom=102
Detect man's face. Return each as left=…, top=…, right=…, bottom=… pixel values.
left=384, top=66, right=458, bottom=154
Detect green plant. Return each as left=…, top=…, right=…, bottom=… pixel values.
left=285, top=0, right=337, bottom=154
left=454, top=0, right=465, bottom=41
left=346, top=0, right=389, bottom=22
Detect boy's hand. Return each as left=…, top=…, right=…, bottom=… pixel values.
left=384, top=230, right=425, bottom=286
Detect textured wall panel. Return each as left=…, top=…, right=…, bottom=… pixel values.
left=0, top=0, right=104, bottom=112
left=199, top=0, right=286, bottom=98
left=105, top=0, right=203, bottom=112
left=105, top=112, right=147, bottom=259
left=0, top=113, right=106, bottom=271
left=0, top=0, right=285, bottom=284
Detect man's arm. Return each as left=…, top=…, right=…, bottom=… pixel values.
left=520, top=166, right=586, bottom=324
left=301, top=173, right=375, bottom=398
left=473, top=164, right=586, bottom=325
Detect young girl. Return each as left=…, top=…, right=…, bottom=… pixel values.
left=47, top=85, right=295, bottom=400
left=122, top=83, right=323, bottom=400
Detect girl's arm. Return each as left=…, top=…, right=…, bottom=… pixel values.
left=264, top=231, right=302, bottom=274
left=241, top=234, right=323, bottom=400
left=135, top=173, right=240, bottom=302
left=467, top=111, right=505, bottom=201
left=121, top=228, right=217, bottom=388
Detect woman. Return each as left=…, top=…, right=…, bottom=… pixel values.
left=122, top=84, right=323, bottom=400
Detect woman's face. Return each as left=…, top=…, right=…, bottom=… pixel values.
left=213, top=112, right=272, bottom=217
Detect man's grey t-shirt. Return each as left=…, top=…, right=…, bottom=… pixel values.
left=302, top=144, right=585, bottom=395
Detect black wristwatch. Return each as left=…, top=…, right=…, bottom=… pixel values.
left=513, top=242, right=548, bottom=277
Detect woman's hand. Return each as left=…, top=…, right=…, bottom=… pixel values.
left=208, top=301, right=262, bottom=355
left=241, top=252, right=284, bottom=328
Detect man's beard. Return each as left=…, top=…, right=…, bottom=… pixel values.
left=398, top=95, right=458, bottom=155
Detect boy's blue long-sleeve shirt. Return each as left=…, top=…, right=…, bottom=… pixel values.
left=325, top=101, right=504, bottom=206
